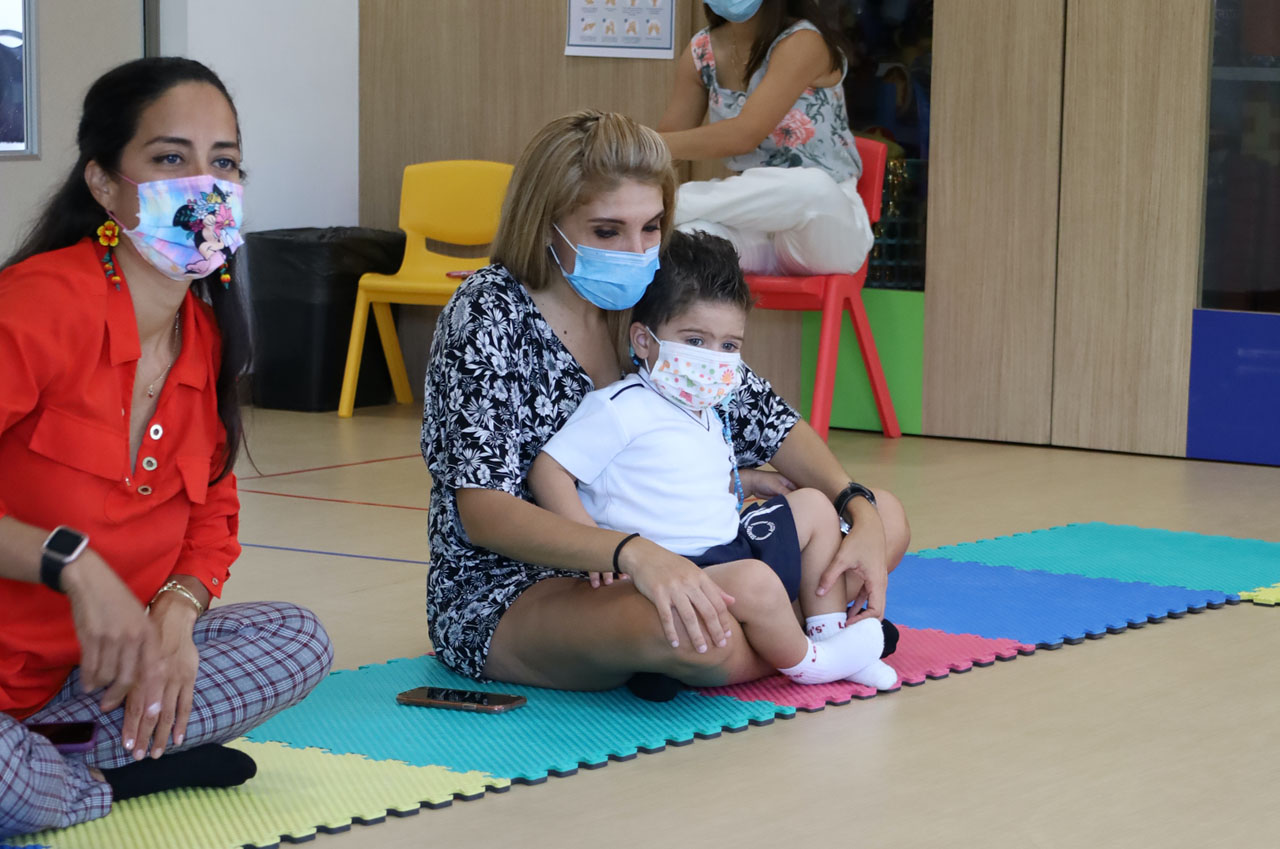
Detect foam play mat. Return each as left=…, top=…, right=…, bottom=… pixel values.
left=919, top=522, right=1280, bottom=597
left=1239, top=583, right=1280, bottom=605
left=13, top=522, right=1271, bottom=847
left=246, top=655, right=790, bottom=782
left=701, top=625, right=1035, bottom=710
left=12, top=740, right=505, bottom=849
left=884, top=555, right=1236, bottom=648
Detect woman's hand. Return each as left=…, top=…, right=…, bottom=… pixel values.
left=816, top=500, right=889, bottom=624
left=738, top=468, right=796, bottom=500
left=61, top=552, right=153, bottom=713
left=121, top=595, right=200, bottom=760
left=618, top=537, right=736, bottom=653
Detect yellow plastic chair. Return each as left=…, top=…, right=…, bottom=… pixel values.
left=338, top=160, right=514, bottom=417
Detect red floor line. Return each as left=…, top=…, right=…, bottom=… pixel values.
left=239, top=489, right=428, bottom=512
left=238, top=454, right=419, bottom=481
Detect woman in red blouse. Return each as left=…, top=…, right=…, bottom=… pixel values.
left=0, top=58, right=332, bottom=837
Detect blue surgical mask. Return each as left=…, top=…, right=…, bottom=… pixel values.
left=549, top=223, right=660, bottom=311
left=705, top=0, right=764, bottom=23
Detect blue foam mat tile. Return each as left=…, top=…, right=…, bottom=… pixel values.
left=885, top=555, right=1234, bottom=648
left=917, top=522, right=1280, bottom=593
left=246, top=655, right=790, bottom=783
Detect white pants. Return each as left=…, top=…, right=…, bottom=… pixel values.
left=674, top=166, right=874, bottom=276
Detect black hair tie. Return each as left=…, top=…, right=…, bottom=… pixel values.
left=613, top=533, right=641, bottom=576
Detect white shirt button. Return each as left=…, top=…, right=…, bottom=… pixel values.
left=211, top=578, right=219, bottom=586
left=150, top=424, right=164, bottom=440
left=141, top=457, right=158, bottom=471
left=138, top=485, right=153, bottom=496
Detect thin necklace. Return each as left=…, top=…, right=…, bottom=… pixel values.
left=722, top=27, right=752, bottom=75
left=145, top=312, right=182, bottom=399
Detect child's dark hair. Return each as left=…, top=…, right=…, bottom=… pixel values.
left=631, top=229, right=753, bottom=330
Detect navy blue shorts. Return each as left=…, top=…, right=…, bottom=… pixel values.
left=689, top=495, right=802, bottom=601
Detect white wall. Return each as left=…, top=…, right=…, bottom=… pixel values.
left=0, top=1, right=143, bottom=258
left=159, top=0, right=359, bottom=233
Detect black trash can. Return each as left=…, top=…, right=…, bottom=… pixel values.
left=245, top=227, right=407, bottom=411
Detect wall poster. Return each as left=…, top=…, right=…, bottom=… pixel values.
left=565, top=0, right=675, bottom=60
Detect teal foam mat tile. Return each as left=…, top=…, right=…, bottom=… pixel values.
left=918, top=523, right=1280, bottom=593
left=247, top=655, right=791, bottom=783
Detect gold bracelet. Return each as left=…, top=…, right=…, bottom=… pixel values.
left=150, top=580, right=205, bottom=616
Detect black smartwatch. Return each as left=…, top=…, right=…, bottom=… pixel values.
left=834, top=482, right=877, bottom=535
left=40, top=526, right=89, bottom=593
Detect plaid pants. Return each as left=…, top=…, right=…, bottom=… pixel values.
left=0, top=601, right=333, bottom=837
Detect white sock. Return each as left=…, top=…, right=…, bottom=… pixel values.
left=805, top=612, right=847, bottom=641
left=807, top=614, right=900, bottom=689
left=847, top=659, right=899, bottom=690
left=778, top=618, right=885, bottom=685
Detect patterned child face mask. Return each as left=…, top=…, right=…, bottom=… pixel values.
left=641, top=327, right=743, bottom=411
left=112, top=174, right=245, bottom=281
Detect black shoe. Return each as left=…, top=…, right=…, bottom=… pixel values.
left=626, top=672, right=685, bottom=702
left=881, top=618, right=900, bottom=659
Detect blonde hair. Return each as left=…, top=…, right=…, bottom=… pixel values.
left=492, top=109, right=678, bottom=292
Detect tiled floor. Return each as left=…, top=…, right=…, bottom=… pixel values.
left=228, top=403, right=1280, bottom=848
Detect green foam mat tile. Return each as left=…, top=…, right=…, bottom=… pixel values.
left=1240, top=583, right=1280, bottom=605
left=247, top=655, right=791, bottom=783
left=918, top=522, right=1280, bottom=593
left=16, top=741, right=505, bottom=849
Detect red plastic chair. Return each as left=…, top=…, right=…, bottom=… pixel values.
left=745, top=137, right=900, bottom=440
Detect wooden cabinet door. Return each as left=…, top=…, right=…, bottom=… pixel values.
left=1051, top=0, right=1212, bottom=456
left=924, top=0, right=1066, bottom=444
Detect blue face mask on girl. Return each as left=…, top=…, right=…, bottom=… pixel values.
left=549, top=223, right=660, bottom=311
left=705, top=0, right=764, bottom=23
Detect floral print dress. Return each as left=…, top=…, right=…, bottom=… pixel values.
left=420, top=265, right=801, bottom=678
left=692, top=20, right=862, bottom=182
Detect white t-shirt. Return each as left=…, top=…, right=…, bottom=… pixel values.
left=540, top=373, right=739, bottom=556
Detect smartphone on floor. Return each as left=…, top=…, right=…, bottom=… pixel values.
left=27, top=721, right=98, bottom=753
left=396, top=686, right=527, bottom=713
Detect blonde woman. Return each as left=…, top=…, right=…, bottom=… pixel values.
left=421, top=110, right=907, bottom=696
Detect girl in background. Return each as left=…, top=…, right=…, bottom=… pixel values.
left=659, top=0, right=874, bottom=276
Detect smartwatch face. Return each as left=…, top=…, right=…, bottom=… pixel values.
left=46, top=528, right=87, bottom=559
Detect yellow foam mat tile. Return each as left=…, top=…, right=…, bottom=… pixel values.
left=21, top=740, right=508, bottom=849
left=1239, top=584, right=1280, bottom=606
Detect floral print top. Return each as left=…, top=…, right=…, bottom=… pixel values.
left=692, top=20, right=862, bottom=183
left=420, top=265, right=801, bottom=678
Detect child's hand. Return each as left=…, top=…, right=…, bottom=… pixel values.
left=587, top=571, right=630, bottom=588
left=738, top=468, right=796, bottom=500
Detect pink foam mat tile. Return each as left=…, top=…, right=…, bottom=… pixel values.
left=697, top=627, right=1036, bottom=711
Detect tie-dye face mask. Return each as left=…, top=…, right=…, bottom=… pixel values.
left=112, top=174, right=245, bottom=281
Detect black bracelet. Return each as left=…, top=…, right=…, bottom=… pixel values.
left=613, top=533, right=641, bottom=576
left=833, top=482, right=877, bottom=523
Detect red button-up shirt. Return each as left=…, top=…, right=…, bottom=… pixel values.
left=0, top=240, right=240, bottom=719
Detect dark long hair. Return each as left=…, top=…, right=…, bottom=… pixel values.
left=2, top=57, right=249, bottom=483
left=705, top=0, right=851, bottom=84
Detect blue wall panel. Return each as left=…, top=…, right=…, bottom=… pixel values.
left=1187, top=309, right=1280, bottom=466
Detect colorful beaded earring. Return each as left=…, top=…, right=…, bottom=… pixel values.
left=219, top=262, right=231, bottom=289
left=97, top=221, right=122, bottom=290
